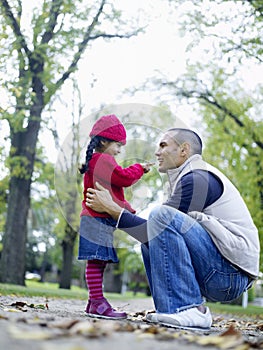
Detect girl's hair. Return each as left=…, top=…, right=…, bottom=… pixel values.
left=79, top=135, right=113, bottom=174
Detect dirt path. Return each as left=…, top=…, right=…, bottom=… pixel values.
left=0, top=295, right=262, bottom=350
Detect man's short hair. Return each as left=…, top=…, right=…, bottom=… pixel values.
left=168, top=128, right=203, bottom=155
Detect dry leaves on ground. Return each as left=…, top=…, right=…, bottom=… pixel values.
left=0, top=300, right=262, bottom=349
left=2, top=301, right=48, bottom=312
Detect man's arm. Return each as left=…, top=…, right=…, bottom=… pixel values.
left=164, top=170, right=223, bottom=213
left=86, top=182, right=148, bottom=243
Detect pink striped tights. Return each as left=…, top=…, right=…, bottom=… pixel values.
left=85, top=260, right=107, bottom=299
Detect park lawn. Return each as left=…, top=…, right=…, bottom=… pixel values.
left=0, top=280, right=148, bottom=301
left=206, top=301, right=263, bottom=318
left=0, top=281, right=262, bottom=318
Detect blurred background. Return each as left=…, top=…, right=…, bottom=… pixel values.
left=0, top=0, right=262, bottom=305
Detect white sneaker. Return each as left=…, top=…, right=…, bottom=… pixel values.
left=146, top=307, right=212, bottom=330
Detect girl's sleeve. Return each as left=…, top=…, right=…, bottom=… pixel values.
left=97, top=154, right=144, bottom=187
left=111, top=163, right=144, bottom=187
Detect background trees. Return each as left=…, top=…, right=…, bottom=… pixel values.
left=0, top=0, right=262, bottom=289
left=153, top=0, right=263, bottom=267
left=0, top=0, right=142, bottom=285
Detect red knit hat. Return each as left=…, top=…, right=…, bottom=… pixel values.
left=89, top=114, right=126, bottom=145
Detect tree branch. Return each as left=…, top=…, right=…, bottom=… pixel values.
left=177, top=87, right=263, bottom=150
left=50, top=0, right=107, bottom=96
left=0, top=0, right=30, bottom=55
left=41, top=0, right=64, bottom=44
left=45, top=0, right=140, bottom=103
left=244, top=0, right=263, bottom=17
left=224, top=43, right=263, bottom=63
left=88, top=30, right=141, bottom=41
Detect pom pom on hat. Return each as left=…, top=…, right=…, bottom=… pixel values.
left=89, top=114, right=126, bottom=145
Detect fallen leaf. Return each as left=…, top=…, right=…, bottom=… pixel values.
left=187, top=325, right=245, bottom=350
left=233, top=344, right=251, bottom=350
left=0, top=314, right=9, bottom=320
left=49, top=319, right=80, bottom=330
left=28, top=303, right=46, bottom=310
left=8, top=324, right=54, bottom=340
left=129, top=310, right=147, bottom=317
left=155, top=331, right=179, bottom=341
left=114, top=322, right=138, bottom=332
left=41, top=345, right=86, bottom=350
left=137, top=333, right=155, bottom=339
left=256, top=322, right=263, bottom=331
left=52, top=346, right=86, bottom=350
left=3, top=308, right=23, bottom=313
left=9, top=301, right=46, bottom=310
left=143, top=325, right=160, bottom=334
left=220, top=324, right=242, bottom=338
left=69, top=320, right=110, bottom=338
left=10, top=301, right=27, bottom=308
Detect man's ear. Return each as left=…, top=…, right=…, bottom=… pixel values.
left=180, top=142, right=191, bottom=156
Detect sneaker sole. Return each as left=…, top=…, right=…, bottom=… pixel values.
left=159, top=321, right=211, bottom=332
left=85, top=312, right=127, bottom=320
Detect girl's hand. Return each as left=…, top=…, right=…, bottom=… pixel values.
left=141, top=162, right=155, bottom=173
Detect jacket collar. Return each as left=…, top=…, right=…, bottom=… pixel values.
left=166, top=154, right=203, bottom=195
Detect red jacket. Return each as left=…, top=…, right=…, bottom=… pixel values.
left=81, top=153, right=144, bottom=218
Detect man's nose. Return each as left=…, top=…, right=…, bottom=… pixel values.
left=155, top=148, right=160, bottom=156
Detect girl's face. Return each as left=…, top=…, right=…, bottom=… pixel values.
left=101, top=141, right=123, bottom=157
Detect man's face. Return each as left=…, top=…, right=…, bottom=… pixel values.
left=155, top=131, right=186, bottom=173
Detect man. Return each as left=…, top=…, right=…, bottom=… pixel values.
left=86, top=128, right=259, bottom=330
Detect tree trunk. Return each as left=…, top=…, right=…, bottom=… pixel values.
left=0, top=53, right=43, bottom=284
left=0, top=176, right=30, bottom=284
left=59, top=223, right=77, bottom=289
left=39, top=252, right=49, bottom=282
left=0, top=0, right=138, bottom=287
left=0, top=120, right=41, bottom=284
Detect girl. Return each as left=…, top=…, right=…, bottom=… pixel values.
left=78, top=114, right=151, bottom=319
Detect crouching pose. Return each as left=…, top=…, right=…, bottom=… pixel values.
left=86, top=128, right=259, bottom=330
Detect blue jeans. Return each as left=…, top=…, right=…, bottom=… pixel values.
left=141, top=205, right=251, bottom=313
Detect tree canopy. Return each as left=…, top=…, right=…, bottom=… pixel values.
left=153, top=0, right=263, bottom=268
left=0, top=0, right=142, bottom=285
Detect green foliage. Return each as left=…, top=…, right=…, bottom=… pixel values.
left=1, top=0, right=142, bottom=187
left=207, top=301, right=263, bottom=318
left=174, top=0, right=263, bottom=64
left=0, top=281, right=88, bottom=299
left=0, top=0, right=144, bottom=285
left=0, top=281, right=149, bottom=300
left=176, top=0, right=263, bottom=269
left=153, top=0, right=263, bottom=270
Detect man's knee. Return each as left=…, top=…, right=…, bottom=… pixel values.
left=149, top=204, right=178, bottom=223
left=147, top=205, right=181, bottom=241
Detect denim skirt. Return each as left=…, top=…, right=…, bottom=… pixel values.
left=78, top=215, right=118, bottom=263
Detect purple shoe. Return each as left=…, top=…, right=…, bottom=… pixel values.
left=85, top=298, right=127, bottom=320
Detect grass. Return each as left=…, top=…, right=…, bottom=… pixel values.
left=207, top=301, right=263, bottom=318
left=0, top=281, right=262, bottom=318
left=0, top=281, right=88, bottom=300
left=0, top=280, right=148, bottom=301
